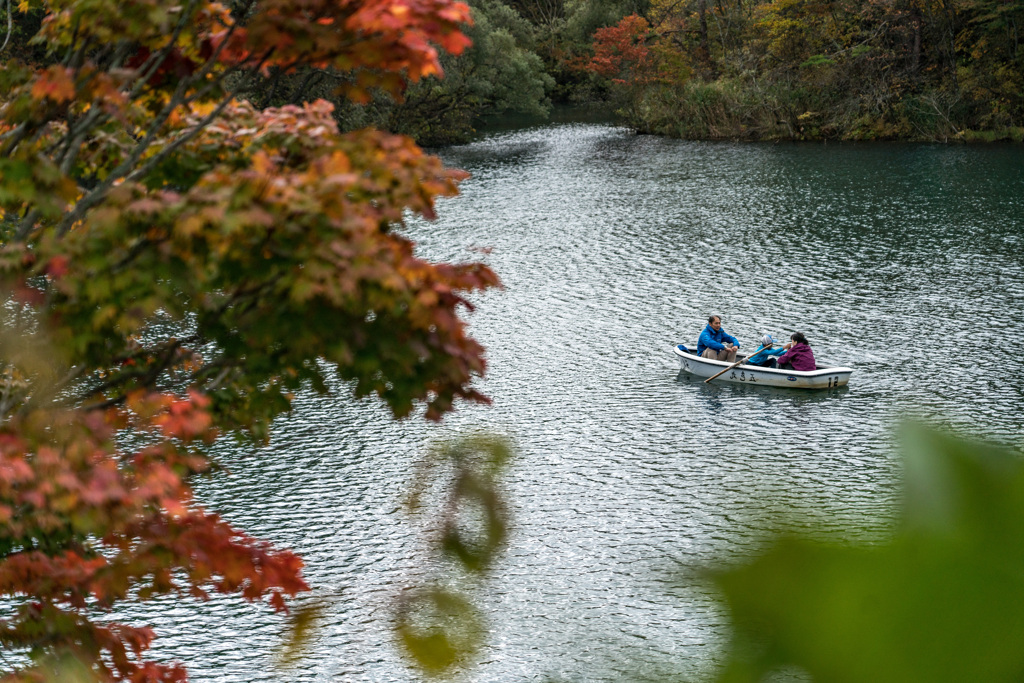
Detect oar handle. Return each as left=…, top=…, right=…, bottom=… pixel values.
left=704, top=345, right=764, bottom=384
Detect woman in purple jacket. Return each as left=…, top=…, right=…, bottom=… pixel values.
left=774, top=332, right=817, bottom=371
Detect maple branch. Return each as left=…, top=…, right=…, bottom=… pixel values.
left=79, top=340, right=186, bottom=409
left=51, top=363, right=88, bottom=396
left=141, top=0, right=259, bottom=105
left=0, top=371, right=24, bottom=418
left=62, top=28, right=92, bottom=71
left=57, top=106, right=107, bottom=175
left=125, top=54, right=281, bottom=185
left=53, top=78, right=195, bottom=237
left=204, top=365, right=234, bottom=391
left=64, top=281, right=274, bottom=407
left=129, top=0, right=203, bottom=100
left=194, top=0, right=258, bottom=79
left=48, top=4, right=225, bottom=216
left=0, top=123, right=29, bottom=156
left=0, top=0, right=483, bottom=674
left=107, top=237, right=161, bottom=274
left=56, top=44, right=276, bottom=239
left=124, top=90, right=237, bottom=185
left=44, top=57, right=113, bottom=158
left=6, top=362, right=89, bottom=418
left=14, top=209, right=39, bottom=242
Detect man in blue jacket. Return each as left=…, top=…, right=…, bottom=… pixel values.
left=697, top=315, right=739, bottom=362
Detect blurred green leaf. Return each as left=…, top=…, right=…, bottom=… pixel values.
left=397, top=433, right=514, bottom=677
left=395, top=586, right=484, bottom=676
left=275, top=600, right=328, bottom=669
left=407, top=434, right=514, bottom=574
left=713, top=425, right=1024, bottom=683
left=441, top=469, right=508, bottom=572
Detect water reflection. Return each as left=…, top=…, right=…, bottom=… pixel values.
left=127, top=123, right=1024, bottom=682
left=678, top=371, right=852, bottom=413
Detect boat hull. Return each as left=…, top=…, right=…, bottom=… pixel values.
left=673, top=345, right=852, bottom=389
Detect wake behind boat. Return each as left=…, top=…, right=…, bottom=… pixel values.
left=673, top=344, right=853, bottom=389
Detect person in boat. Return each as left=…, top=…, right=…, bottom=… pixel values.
left=774, top=332, right=817, bottom=371
left=746, top=334, right=786, bottom=367
left=697, top=315, right=739, bottom=362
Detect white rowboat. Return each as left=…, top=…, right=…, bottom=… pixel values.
left=673, top=344, right=853, bottom=389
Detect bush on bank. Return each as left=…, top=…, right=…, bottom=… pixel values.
left=587, top=0, right=1024, bottom=142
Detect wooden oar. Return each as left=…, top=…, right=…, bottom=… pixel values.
left=704, top=345, right=765, bottom=384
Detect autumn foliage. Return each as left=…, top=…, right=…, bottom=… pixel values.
left=589, top=16, right=658, bottom=85
left=585, top=0, right=1024, bottom=140
left=0, top=0, right=497, bottom=679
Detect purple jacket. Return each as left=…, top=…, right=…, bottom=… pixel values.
left=776, top=343, right=816, bottom=371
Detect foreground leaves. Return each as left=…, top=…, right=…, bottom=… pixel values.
left=398, top=434, right=514, bottom=676
left=0, top=390, right=307, bottom=682
left=0, top=0, right=495, bottom=679
left=714, top=426, right=1024, bottom=683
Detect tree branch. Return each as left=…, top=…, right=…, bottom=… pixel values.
left=129, top=0, right=203, bottom=100
left=78, top=340, right=185, bottom=409
left=56, top=42, right=278, bottom=239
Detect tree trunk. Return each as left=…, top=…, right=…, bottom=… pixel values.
left=698, top=0, right=710, bottom=66
left=911, top=2, right=922, bottom=73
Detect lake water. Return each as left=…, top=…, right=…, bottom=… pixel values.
left=132, top=124, right=1024, bottom=681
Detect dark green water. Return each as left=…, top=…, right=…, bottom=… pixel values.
left=125, top=124, right=1024, bottom=681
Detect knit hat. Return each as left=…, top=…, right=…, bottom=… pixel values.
left=760, top=334, right=774, bottom=347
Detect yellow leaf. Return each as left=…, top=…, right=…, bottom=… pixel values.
left=325, top=150, right=351, bottom=173
left=252, top=150, right=276, bottom=175
left=177, top=215, right=205, bottom=237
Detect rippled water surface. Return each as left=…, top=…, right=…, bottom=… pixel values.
left=134, top=124, right=1024, bottom=681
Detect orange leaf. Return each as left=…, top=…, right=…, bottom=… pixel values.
left=31, top=67, right=76, bottom=103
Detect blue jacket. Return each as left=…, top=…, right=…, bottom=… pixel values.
left=696, top=324, right=739, bottom=357
left=747, top=345, right=785, bottom=366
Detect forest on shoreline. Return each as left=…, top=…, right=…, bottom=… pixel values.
left=322, top=0, right=1024, bottom=144
left=587, top=0, right=1024, bottom=142
left=4, top=0, right=1021, bottom=143
left=251, top=0, right=1024, bottom=143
